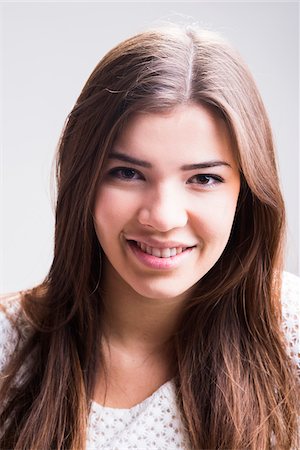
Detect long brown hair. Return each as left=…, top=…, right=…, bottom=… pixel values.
left=1, top=24, right=299, bottom=449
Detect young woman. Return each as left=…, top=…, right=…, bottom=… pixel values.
left=0, top=24, right=299, bottom=449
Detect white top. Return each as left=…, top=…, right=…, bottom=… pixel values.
left=0, top=272, right=299, bottom=450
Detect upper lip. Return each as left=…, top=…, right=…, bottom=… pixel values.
left=126, top=237, right=196, bottom=249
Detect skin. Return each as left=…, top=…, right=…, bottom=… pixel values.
left=92, top=103, right=240, bottom=407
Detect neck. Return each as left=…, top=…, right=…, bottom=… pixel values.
left=100, top=268, right=187, bottom=355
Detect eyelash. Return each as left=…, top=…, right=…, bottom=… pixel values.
left=107, top=167, right=224, bottom=187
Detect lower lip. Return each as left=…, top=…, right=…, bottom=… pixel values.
left=127, top=241, right=195, bottom=270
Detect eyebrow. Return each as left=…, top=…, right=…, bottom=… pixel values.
left=109, top=151, right=232, bottom=170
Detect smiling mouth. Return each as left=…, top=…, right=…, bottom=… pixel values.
left=128, top=240, right=195, bottom=258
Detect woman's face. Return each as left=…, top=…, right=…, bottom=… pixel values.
left=93, top=103, right=240, bottom=300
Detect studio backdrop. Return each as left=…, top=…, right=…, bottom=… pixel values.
left=1, top=1, right=299, bottom=292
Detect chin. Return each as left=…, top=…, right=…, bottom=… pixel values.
left=131, top=279, right=198, bottom=301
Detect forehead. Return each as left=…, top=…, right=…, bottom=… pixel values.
left=113, top=103, right=236, bottom=167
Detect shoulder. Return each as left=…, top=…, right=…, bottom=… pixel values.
left=281, top=271, right=300, bottom=324
left=0, top=292, right=30, bottom=374
left=280, top=272, right=300, bottom=371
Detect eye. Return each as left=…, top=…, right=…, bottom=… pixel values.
left=187, top=174, right=224, bottom=187
left=107, top=167, right=144, bottom=181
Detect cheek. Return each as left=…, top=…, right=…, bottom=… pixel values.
left=93, top=187, right=138, bottom=237
left=193, top=193, right=238, bottom=242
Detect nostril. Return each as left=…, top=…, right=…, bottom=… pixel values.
left=137, top=201, right=188, bottom=232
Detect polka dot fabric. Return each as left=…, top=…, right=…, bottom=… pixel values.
left=281, top=272, right=300, bottom=375
left=87, top=382, right=190, bottom=449
left=1, top=272, right=299, bottom=449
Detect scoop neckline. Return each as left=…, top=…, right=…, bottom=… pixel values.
left=91, top=379, right=173, bottom=413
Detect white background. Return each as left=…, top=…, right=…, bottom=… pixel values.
left=1, top=2, right=299, bottom=292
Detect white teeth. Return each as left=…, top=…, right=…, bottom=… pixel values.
left=136, top=242, right=188, bottom=258
left=152, top=247, right=161, bottom=257
left=161, top=248, right=171, bottom=258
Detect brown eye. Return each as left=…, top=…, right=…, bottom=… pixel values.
left=188, top=174, right=224, bottom=186
left=108, top=167, right=144, bottom=181
left=194, top=175, right=211, bottom=184
left=120, top=168, right=137, bottom=179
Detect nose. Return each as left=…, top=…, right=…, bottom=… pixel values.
left=137, top=184, right=188, bottom=232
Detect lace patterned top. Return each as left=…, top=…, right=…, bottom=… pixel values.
left=0, top=272, right=299, bottom=449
